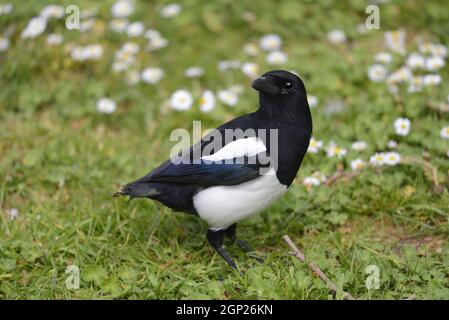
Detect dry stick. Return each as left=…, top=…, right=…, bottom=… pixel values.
left=283, top=235, right=356, bottom=300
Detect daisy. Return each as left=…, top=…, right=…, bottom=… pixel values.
left=384, top=152, right=401, bottom=166
left=387, top=140, right=398, bottom=149
left=160, top=3, right=182, bottom=18
left=327, top=29, right=347, bottom=44
left=228, top=84, right=244, bottom=95
left=218, top=60, right=241, bottom=71
left=374, top=52, right=392, bottom=64
left=80, top=19, right=96, bottom=32
left=0, top=37, right=9, bottom=52
left=144, top=29, right=161, bottom=40
left=111, top=0, right=134, bottom=18
left=126, top=71, right=141, bottom=85
left=241, top=62, right=259, bottom=78
left=109, top=19, right=129, bottom=32
left=406, top=53, right=425, bottom=69
left=369, top=152, right=385, bottom=166
left=170, top=90, right=193, bottom=111
left=407, top=76, right=424, bottom=93
left=266, top=51, right=287, bottom=65
left=40, top=4, right=64, bottom=19
left=351, top=141, right=367, bottom=151
left=423, top=74, right=441, bottom=86
left=46, top=33, right=63, bottom=46
left=430, top=44, right=448, bottom=58
left=8, top=208, right=18, bottom=220
left=243, top=43, right=260, bottom=56
left=307, top=94, right=318, bottom=107
left=425, top=56, right=445, bottom=71
left=21, top=16, right=47, bottom=39
left=122, top=42, right=140, bottom=54
left=184, top=66, right=204, bottom=78
left=303, top=176, right=321, bottom=187
left=440, top=126, right=449, bottom=139
left=199, top=90, right=216, bottom=113
left=326, top=141, right=347, bottom=158
left=147, top=36, right=168, bottom=51
left=368, top=64, right=388, bottom=82
left=394, top=117, right=411, bottom=136
left=385, top=30, right=406, bottom=55
left=307, top=137, right=323, bottom=153
left=141, top=67, right=164, bottom=84
left=0, top=3, right=12, bottom=16
left=259, top=34, right=282, bottom=51
left=388, top=67, right=412, bottom=84
left=97, top=98, right=116, bottom=114
left=127, top=22, right=145, bottom=37
left=218, top=90, right=238, bottom=107
left=351, top=159, right=366, bottom=171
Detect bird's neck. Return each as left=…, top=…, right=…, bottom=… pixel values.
left=257, top=94, right=312, bottom=135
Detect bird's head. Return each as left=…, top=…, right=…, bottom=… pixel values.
left=252, top=70, right=306, bottom=98
left=252, top=70, right=311, bottom=126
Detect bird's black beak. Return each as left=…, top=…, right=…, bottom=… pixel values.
left=252, top=76, right=275, bottom=95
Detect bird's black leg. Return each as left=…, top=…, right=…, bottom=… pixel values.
left=225, top=224, right=264, bottom=264
left=207, top=229, right=237, bottom=270
left=225, top=223, right=253, bottom=253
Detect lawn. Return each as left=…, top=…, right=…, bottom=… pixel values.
left=1, top=0, right=449, bottom=299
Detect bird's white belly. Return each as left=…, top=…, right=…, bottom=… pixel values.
left=193, top=168, right=287, bottom=230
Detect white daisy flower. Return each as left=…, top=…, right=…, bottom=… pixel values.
left=422, top=74, right=441, bottom=86
left=170, top=90, right=193, bottom=111
left=71, top=45, right=103, bottom=61
left=112, top=62, right=127, bottom=72
left=122, top=42, right=140, bottom=54
left=387, top=140, right=398, bottom=149
left=241, top=62, right=259, bottom=78
left=425, top=56, right=445, bottom=71
left=111, top=0, right=134, bottom=18
left=0, top=37, right=9, bottom=52
left=307, top=94, right=318, bottom=107
left=46, top=33, right=63, bottom=46
left=374, top=52, right=392, bottom=64
left=303, top=176, right=321, bottom=187
left=387, top=67, right=412, bottom=84
left=384, top=152, right=401, bottom=166
left=369, top=152, right=385, bottom=166
left=199, top=90, right=216, bottom=113
left=351, top=141, right=367, bottom=151
left=160, top=3, right=182, bottom=18
left=218, top=89, right=238, bottom=107
left=80, top=19, right=96, bottom=32
left=141, top=67, right=164, bottom=84
left=385, top=30, right=406, bottom=55
left=243, top=43, right=260, bottom=56
left=368, top=64, right=388, bottom=82
left=97, top=98, right=116, bottom=114
left=327, top=29, right=347, bottom=44
left=21, top=16, right=47, bottom=39
left=127, top=22, right=145, bottom=37
left=218, top=60, right=241, bottom=71
left=109, top=19, right=129, bottom=32
left=40, top=4, right=64, bottom=19
left=351, top=159, right=366, bottom=171
left=430, top=44, right=448, bottom=58
left=440, top=126, right=449, bottom=139
left=406, top=53, right=425, bottom=69
left=0, top=3, right=12, bottom=16
left=8, top=208, right=18, bottom=220
left=326, top=141, right=347, bottom=158
left=394, top=117, right=411, bottom=136
left=407, top=76, right=424, bottom=93
left=184, top=66, right=204, bottom=78
left=307, top=137, right=323, bottom=153
left=259, top=34, right=282, bottom=51
left=146, top=36, right=168, bottom=51
left=144, top=29, right=161, bottom=40
left=126, top=71, right=140, bottom=85
left=266, top=51, right=287, bottom=65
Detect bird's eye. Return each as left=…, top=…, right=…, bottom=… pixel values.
left=284, top=82, right=293, bottom=90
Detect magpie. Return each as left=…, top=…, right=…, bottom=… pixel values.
left=115, top=70, right=312, bottom=269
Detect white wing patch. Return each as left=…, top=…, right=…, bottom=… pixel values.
left=201, top=137, right=266, bottom=162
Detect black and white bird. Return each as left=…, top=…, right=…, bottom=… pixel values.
left=115, top=70, right=312, bottom=269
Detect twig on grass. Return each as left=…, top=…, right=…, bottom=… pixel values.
left=283, top=235, right=356, bottom=300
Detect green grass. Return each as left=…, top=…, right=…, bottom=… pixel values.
left=1, top=0, right=449, bottom=299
